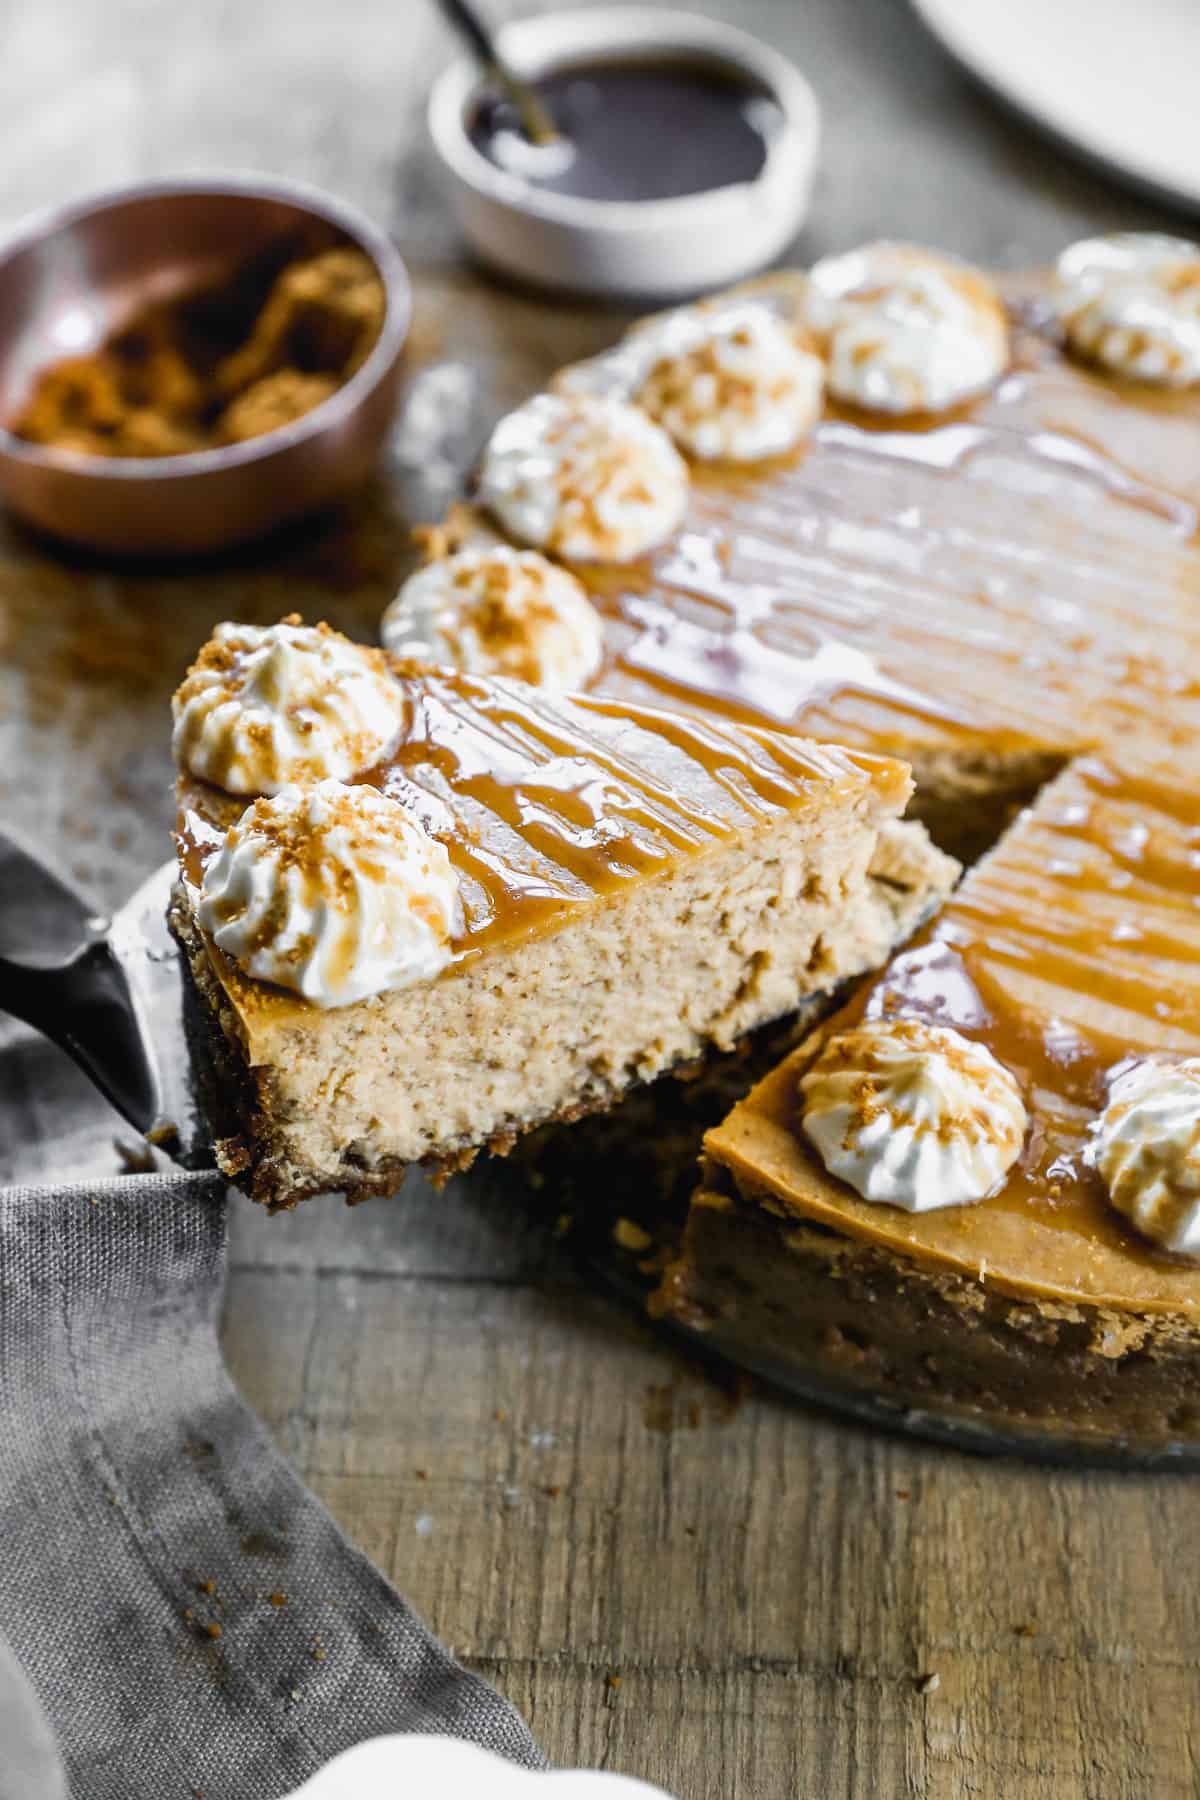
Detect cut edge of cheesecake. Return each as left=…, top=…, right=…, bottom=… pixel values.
left=174, top=814, right=957, bottom=1211
left=172, top=665, right=959, bottom=1210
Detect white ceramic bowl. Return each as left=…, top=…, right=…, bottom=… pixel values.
left=428, top=7, right=820, bottom=301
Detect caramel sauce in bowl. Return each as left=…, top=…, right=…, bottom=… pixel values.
left=429, top=9, right=819, bottom=301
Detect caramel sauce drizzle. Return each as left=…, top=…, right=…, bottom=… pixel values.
left=178, top=668, right=900, bottom=969
left=564, top=299, right=1200, bottom=767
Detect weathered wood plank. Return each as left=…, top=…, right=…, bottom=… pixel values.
left=222, top=1260, right=1200, bottom=1795
left=485, top=1655, right=1200, bottom=1800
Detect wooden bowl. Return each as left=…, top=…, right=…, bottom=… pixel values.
left=0, top=175, right=411, bottom=556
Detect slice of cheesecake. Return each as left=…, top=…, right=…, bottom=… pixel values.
left=662, top=755, right=1200, bottom=1449
left=171, top=621, right=956, bottom=1209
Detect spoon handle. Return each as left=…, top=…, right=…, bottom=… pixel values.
left=437, top=0, right=495, bottom=67
left=435, top=0, right=559, bottom=143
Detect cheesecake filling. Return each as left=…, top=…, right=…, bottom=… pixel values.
left=1093, top=1058, right=1200, bottom=1256
left=634, top=303, right=824, bottom=461
left=799, top=1016, right=1027, bottom=1212
left=381, top=545, right=604, bottom=691
left=173, top=619, right=406, bottom=795
left=804, top=241, right=1010, bottom=414
left=1055, top=233, right=1200, bottom=387
left=197, top=779, right=459, bottom=1007
left=477, top=392, right=689, bottom=562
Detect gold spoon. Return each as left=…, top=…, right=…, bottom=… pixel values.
left=436, top=0, right=560, bottom=145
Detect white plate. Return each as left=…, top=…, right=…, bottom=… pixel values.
left=909, top=0, right=1200, bottom=216
left=288, top=1735, right=673, bottom=1797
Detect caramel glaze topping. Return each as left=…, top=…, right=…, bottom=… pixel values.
left=178, top=663, right=909, bottom=999
left=707, top=757, right=1200, bottom=1318
left=509, top=272, right=1200, bottom=767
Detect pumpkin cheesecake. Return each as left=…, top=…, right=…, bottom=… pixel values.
left=370, top=233, right=1200, bottom=1447
left=170, top=620, right=956, bottom=1209
left=663, top=756, right=1200, bottom=1447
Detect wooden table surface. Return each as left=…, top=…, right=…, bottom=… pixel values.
left=2, top=3, right=1198, bottom=1794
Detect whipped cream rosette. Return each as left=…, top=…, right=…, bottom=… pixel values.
left=174, top=620, right=405, bottom=796
left=478, top=392, right=688, bottom=562
left=800, top=1017, right=1027, bottom=1212
left=805, top=241, right=1009, bottom=415
left=1055, top=233, right=1200, bottom=387
left=1093, top=1058, right=1200, bottom=1256
left=197, top=779, right=459, bottom=1008
left=382, top=545, right=603, bottom=691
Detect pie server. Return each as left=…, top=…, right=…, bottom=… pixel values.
left=3, top=827, right=1192, bottom=1471
left=0, top=830, right=211, bottom=1173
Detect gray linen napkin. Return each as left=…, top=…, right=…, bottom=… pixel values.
left=0, top=1167, right=543, bottom=1798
